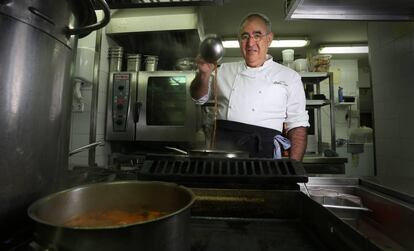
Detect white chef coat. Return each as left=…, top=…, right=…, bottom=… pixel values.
left=195, top=56, right=309, bottom=132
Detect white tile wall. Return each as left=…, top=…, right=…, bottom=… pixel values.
left=318, top=59, right=360, bottom=142
left=69, top=10, right=116, bottom=168
left=368, top=21, right=414, bottom=178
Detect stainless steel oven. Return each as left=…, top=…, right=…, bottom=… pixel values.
left=106, top=71, right=199, bottom=143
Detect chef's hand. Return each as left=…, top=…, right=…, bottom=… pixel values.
left=196, top=55, right=216, bottom=75
left=190, top=56, right=216, bottom=99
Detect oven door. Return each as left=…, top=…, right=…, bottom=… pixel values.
left=135, top=71, right=197, bottom=142
left=106, top=72, right=138, bottom=141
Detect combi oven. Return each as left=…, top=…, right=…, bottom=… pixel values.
left=106, top=71, right=199, bottom=143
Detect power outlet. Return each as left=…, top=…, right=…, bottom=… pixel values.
left=72, top=102, right=85, bottom=112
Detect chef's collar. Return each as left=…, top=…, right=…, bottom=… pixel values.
left=240, top=55, right=273, bottom=77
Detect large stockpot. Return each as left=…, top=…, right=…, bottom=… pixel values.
left=0, top=0, right=109, bottom=238
left=28, top=181, right=195, bottom=251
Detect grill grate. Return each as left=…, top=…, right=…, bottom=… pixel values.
left=138, top=156, right=308, bottom=185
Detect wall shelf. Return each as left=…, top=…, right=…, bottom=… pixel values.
left=335, top=102, right=355, bottom=107
left=306, top=99, right=330, bottom=108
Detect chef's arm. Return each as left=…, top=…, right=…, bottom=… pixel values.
left=190, top=70, right=211, bottom=99
left=190, top=57, right=216, bottom=100
left=287, top=126, right=307, bottom=161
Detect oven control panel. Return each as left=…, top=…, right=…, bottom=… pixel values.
left=112, top=73, right=130, bottom=131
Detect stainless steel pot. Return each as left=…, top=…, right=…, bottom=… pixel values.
left=0, top=0, right=110, bottom=239
left=28, top=181, right=195, bottom=251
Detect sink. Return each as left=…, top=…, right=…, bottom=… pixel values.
left=302, top=178, right=414, bottom=251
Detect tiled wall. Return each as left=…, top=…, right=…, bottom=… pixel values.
left=368, top=22, right=414, bottom=178
left=69, top=11, right=116, bottom=168
left=314, top=59, right=360, bottom=144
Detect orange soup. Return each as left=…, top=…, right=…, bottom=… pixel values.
left=64, top=209, right=166, bottom=227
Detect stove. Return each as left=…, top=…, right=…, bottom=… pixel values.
left=4, top=155, right=380, bottom=251
left=137, top=154, right=307, bottom=189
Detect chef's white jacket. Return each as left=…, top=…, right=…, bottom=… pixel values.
left=195, top=56, right=310, bottom=132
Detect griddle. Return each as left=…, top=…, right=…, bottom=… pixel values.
left=137, top=155, right=308, bottom=189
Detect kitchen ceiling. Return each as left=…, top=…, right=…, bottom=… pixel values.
left=199, top=0, right=372, bottom=61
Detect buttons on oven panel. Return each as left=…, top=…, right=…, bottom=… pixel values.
left=112, top=74, right=131, bottom=132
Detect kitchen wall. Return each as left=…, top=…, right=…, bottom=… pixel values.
left=69, top=11, right=115, bottom=168
left=368, top=21, right=414, bottom=178
left=320, top=59, right=360, bottom=142
left=315, top=59, right=374, bottom=176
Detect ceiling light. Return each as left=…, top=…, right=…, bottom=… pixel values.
left=319, top=45, right=369, bottom=54
left=271, top=39, right=309, bottom=47
left=222, top=39, right=309, bottom=48
left=222, top=40, right=240, bottom=48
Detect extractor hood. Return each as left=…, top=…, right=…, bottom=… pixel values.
left=105, top=7, right=204, bottom=70
left=106, top=7, right=203, bottom=34
left=285, top=0, right=414, bottom=21
left=105, top=0, right=223, bottom=9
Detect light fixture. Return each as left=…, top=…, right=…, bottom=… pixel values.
left=222, top=39, right=310, bottom=48
left=319, top=45, right=369, bottom=54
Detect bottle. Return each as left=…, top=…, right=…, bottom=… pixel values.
left=338, top=86, right=344, bottom=103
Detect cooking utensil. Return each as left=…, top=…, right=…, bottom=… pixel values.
left=0, top=0, right=110, bottom=239
left=165, top=146, right=249, bottom=158
left=28, top=181, right=195, bottom=251
left=199, top=34, right=224, bottom=64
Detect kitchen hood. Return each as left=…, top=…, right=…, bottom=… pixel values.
left=106, top=7, right=203, bottom=34
left=285, top=0, right=414, bottom=21
left=106, top=0, right=223, bottom=9
left=105, top=7, right=203, bottom=70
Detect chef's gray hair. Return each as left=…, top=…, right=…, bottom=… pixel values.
left=239, top=13, right=272, bottom=34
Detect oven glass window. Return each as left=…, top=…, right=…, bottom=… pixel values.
left=147, top=76, right=187, bottom=125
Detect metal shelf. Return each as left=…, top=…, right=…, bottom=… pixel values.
left=301, top=72, right=336, bottom=153
left=306, top=99, right=330, bottom=108
left=300, top=72, right=330, bottom=84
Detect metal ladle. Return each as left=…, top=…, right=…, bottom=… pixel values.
left=199, top=34, right=224, bottom=64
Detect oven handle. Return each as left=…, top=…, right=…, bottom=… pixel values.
left=133, top=101, right=142, bottom=123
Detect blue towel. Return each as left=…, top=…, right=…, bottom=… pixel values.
left=273, top=135, right=291, bottom=159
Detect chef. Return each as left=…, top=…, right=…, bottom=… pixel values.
left=190, top=12, right=309, bottom=161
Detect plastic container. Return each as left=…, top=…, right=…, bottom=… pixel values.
left=282, top=61, right=295, bottom=70
left=310, top=54, right=331, bottom=72
left=294, top=58, right=308, bottom=72
left=282, top=49, right=294, bottom=62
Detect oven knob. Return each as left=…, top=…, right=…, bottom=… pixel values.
left=116, top=104, right=124, bottom=110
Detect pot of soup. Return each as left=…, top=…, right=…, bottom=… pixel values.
left=28, top=181, right=195, bottom=251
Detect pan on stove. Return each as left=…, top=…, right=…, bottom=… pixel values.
left=165, top=146, right=249, bottom=158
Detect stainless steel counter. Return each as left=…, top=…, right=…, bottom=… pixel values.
left=302, top=156, right=348, bottom=174
left=301, top=176, right=414, bottom=251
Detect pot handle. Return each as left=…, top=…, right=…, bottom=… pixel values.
left=66, top=0, right=111, bottom=36
left=165, top=146, right=189, bottom=155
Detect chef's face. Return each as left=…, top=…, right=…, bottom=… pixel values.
left=239, top=17, right=273, bottom=68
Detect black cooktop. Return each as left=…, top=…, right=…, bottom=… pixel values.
left=137, top=155, right=308, bottom=189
